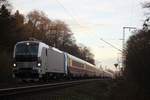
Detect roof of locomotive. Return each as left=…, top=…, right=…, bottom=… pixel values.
left=15, top=41, right=49, bottom=48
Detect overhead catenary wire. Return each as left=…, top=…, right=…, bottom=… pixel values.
left=54, top=0, right=110, bottom=32
left=100, top=38, right=122, bottom=52
left=55, top=0, right=122, bottom=52
left=55, top=0, right=82, bottom=27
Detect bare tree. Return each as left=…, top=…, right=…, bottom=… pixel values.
left=27, top=10, right=51, bottom=40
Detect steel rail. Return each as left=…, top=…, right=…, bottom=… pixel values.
left=0, top=79, right=100, bottom=97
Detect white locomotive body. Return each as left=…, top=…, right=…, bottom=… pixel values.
left=13, top=41, right=49, bottom=79
left=12, top=41, right=104, bottom=80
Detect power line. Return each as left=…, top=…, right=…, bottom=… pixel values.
left=100, top=38, right=122, bottom=52
left=55, top=0, right=81, bottom=27
left=55, top=0, right=110, bottom=32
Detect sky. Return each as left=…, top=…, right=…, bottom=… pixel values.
left=11, top=0, right=149, bottom=70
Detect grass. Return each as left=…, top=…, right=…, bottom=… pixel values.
left=15, top=79, right=112, bottom=100
left=1, top=79, right=113, bottom=100
left=3, top=79, right=149, bottom=100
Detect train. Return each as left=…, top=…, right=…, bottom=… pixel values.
left=12, top=41, right=113, bottom=81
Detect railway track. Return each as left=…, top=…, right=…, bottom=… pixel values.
left=0, top=79, right=100, bottom=98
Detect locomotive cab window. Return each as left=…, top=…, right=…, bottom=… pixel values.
left=15, top=42, right=39, bottom=56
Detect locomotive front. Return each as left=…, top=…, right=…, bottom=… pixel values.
left=12, top=41, right=42, bottom=80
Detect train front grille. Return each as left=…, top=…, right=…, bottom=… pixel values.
left=16, top=62, right=37, bottom=68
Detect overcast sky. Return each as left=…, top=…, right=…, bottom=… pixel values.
left=11, top=0, right=149, bottom=70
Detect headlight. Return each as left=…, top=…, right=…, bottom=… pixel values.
left=37, top=63, right=41, bottom=67
left=13, top=63, right=16, bottom=67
